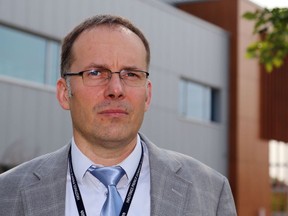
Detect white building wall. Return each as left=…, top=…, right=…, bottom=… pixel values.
left=0, top=0, right=229, bottom=175
left=0, top=77, right=71, bottom=165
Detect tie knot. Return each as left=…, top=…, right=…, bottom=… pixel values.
left=88, top=166, right=125, bottom=187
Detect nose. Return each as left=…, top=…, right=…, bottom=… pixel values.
left=104, top=73, right=125, bottom=99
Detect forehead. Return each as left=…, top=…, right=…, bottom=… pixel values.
left=71, top=25, right=147, bottom=69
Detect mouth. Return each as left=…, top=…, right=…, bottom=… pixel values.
left=98, top=109, right=129, bottom=117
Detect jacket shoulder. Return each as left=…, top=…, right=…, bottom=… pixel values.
left=0, top=145, right=69, bottom=189
left=0, top=145, right=69, bottom=215
left=141, top=134, right=237, bottom=215
left=141, top=131, right=226, bottom=184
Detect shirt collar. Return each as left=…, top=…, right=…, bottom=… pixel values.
left=70, top=137, right=94, bottom=184
left=71, top=134, right=142, bottom=184
left=118, top=134, right=142, bottom=184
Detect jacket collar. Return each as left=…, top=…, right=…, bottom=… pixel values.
left=21, top=145, right=69, bottom=216
left=22, top=135, right=198, bottom=216
left=139, top=133, right=195, bottom=216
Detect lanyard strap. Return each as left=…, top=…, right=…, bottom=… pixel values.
left=120, top=142, right=144, bottom=215
left=68, top=148, right=87, bottom=216
left=68, top=142, right=144, bottom=216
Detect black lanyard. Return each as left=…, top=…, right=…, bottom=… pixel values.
left=68, top=142, right=144, bottom=216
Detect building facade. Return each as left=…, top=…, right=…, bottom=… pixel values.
left=177, top=0, right=288, bottom=215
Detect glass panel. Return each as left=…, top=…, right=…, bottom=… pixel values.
left=0, top=25, right=46, bottom=83
left=178, top=79, right=187, bottom=116
left=179, top=79, right=219, bottom=123
left=0, top=25, right=60, bottom=86
left=270, top=140, right=288, bottom=215
left=186, top=82, right=204, bottom=120
left=211, top=90, right=220, bottom=122
left=45, top=41, right=60, bottom=85
left=202, top=86, right=211, bottom=121
left=179, top=80, right=213, bottom=121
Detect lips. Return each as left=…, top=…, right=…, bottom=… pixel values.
left=98, top=109, right=128, bottom=116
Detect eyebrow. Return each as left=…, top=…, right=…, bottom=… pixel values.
left=83, top=63, right=143, bottom=71
left=83, top=63, right=108, bottom=70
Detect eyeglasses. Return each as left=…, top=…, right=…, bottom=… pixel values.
left=63, top=69, right=149, bottom=87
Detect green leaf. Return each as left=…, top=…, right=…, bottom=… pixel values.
left=272, top=57, right=283, bottom=68
left=265, top=63, right=273, bottom=72
left=243, top=12, right=257, bottom=20
left=243, top=7, right=288, bottom=73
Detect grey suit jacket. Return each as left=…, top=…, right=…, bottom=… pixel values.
left=0, top=134, right=237, bottom=216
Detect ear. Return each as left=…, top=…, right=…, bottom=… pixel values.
left=144, top=80, right=152, bottom=112
left=56, top=78, right=70, bottom=110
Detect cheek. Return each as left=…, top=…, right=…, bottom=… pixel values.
left=77, top=86, right=104, bottom=100
left=135, top=94, right=150, bottom=113
left=69, top=90, right=99, bottom=114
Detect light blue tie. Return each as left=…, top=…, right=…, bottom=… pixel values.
left=88, top=166, right=125, bottom=216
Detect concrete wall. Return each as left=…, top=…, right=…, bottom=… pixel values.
left=0, top=77, right=71, bottom=165
left=0, top=0, right=229, bottom=175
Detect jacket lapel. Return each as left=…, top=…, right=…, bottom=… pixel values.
left=150, top=161, right=190, bottom=216
left=141, top=133, right=207, bottom=216
left=141, top=134, right=190, bottom=216
left=21, top=145, right=69, bottom=216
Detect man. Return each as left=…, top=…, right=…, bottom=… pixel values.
left=0, top=15, right=237, bottom=216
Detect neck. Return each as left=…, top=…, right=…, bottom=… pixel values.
left=73, top=135, right=137, bottom=166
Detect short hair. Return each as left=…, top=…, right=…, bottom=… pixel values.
left=60, top=14, right=150, bottom=77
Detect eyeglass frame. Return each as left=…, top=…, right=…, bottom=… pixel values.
left=63, top=69, right=150, bottom=87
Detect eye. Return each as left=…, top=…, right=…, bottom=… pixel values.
left=127, top=72, right=138, bottom=77
left=87, top=70, right=101, bottom=76
left=85, top=69, right=109, bottom=80
left=85, top=69, right=107, bottom=80
left=121, top=70, right=141, bottom=79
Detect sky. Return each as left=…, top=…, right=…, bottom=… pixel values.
left=250, top=0, right=288, bottom=8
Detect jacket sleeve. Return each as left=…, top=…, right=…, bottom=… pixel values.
left=216, top=178, right=237, bottom=216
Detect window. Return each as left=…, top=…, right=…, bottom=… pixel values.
left=0, top=25, right=60, bottom=85
left=179, top=79, right=220, bottom=123
left=270, top=140, right=288, bottom=214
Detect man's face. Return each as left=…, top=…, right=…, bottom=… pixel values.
left=57, top=26, right=152, bottom=148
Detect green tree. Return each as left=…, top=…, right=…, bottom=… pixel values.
left=243, top=8, right=288, bottom=72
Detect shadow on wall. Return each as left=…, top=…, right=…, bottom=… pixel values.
left=0, top=138, right=41, bottom=172
left=0, top=165, right=12, bottom=174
